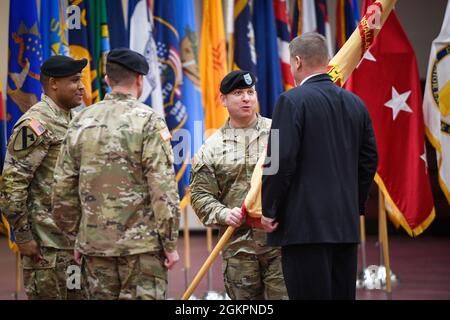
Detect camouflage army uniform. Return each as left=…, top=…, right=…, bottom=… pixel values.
left=52, top=92, right=181, bottom=300
left=0, top=94, right=88, bottom=300
left=190, top=115, right=288, bottom=300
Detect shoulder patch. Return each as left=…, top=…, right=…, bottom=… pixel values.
left=29, top=119, right=46, bottom=136
left=13, top=126, right=39, bottom=151
left=160, top=128, right=172, bottom=141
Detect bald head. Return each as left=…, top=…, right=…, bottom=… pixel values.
left=289, top=32, right=329, bottom=86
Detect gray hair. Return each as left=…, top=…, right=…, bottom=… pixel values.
left=289, top=32, right=329, bottom=67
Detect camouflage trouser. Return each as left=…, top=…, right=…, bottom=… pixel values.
left=22, top=247, right=88, bottom=300
left=83, top=252, right=167, bottom=300
left=222, top=248, right=288, bottom=300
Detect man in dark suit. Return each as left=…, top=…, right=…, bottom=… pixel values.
left=261, top=32, right=378, bottom=300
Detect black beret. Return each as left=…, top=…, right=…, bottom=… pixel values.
left=40, top=55, right=88, bottom=77
left=220, top=70, right=256, bottom=94
left=107, top=48, right=149, bottom=75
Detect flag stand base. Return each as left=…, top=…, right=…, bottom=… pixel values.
left=356, top=265, right=399, bottom=290
left=202, top=290, right=226, bottom=300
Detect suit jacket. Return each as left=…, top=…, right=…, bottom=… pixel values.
left=262, top=74, right=378, bottom=246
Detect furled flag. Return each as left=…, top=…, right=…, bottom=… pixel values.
left=106, top=0, right=129, bottom=49
left=7, top=0, right=43, bottom=140
left=336, top=0, right=360, bottom=51
left=292, top=0, right=333, bottom=56
left=154, top=0, right=205, bottom=208
left=68, top=0, right=100, bottom=105
left=253, top=0, right=283, bottom=118
left=232, top=0, right=257, bottom=74
left=40, top=0, right=69, bottom=60
left=89, top=0, right=111, bottom=99
left=423, top=1, right=450, bottom=204
left=199, top=0, right=229, bottom=131
left=346, top=0, right=435, bottom=236
left=273, top=0, right=295, bottom=91
left=129, top=0, right=164, bottom=115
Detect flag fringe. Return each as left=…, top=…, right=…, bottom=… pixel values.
left=374, top=173, right=435, bottom=237
left=180, top=189, right=191, bottom=210
left=425, top=126, right=450, bottom=204
left=1, top=214, right=18, bottom=252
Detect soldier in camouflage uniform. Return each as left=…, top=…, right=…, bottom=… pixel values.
left=51, top=48, right=181, bottom=300
left=190, top=70, right=288, bottom=300
left=0, top=56, right=88, bottom=299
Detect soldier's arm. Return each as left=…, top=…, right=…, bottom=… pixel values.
left=189, top=152, right=230, bottom=227
left=51, top=126, right=81, bottom=242
left=0, top=120, right=49, bottom=243
left=142, top=115, right=181, bottom=253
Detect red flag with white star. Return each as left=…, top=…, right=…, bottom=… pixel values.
left=346, top=0, right=435, bottom=236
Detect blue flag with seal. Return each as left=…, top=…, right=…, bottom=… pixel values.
left=253, top=0, right=283, bottom=118
left=40, top=0, right=69, bottom=60
left=154, top=0, right=205, bottom=208
left=7, top=0, right=43, bottom=140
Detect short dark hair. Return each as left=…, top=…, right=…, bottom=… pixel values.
left=105, top=61, right=138, bottom=87
left=289, top=32, right=329, bottom=68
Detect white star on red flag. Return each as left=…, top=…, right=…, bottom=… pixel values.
left=362, top=50, right=376, bottom=63
left=384, top=87, right=413, bottom=120
left=356, top=50, right=377, bottom=68
left=420, top=151, right=428, bottom=168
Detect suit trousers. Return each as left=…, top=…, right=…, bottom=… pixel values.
left=281, top=243, right=357, bottom=300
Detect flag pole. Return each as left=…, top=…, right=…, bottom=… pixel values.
left=378, top=190, right=392, bottom=298
left=181, top=226, right=235, bottom=300
left=183, top=206, right=191, bottom=292
left=206, top=227, right=213, bottom=291
left=202, top=227, right=224, bottom=299
left=356, top=215, right=368, bottom=288
left=360, top=215, right=367, bottom=271
left=226, top=0, right=234, bottom=71
left=14, top=251, right=21, bottom=300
